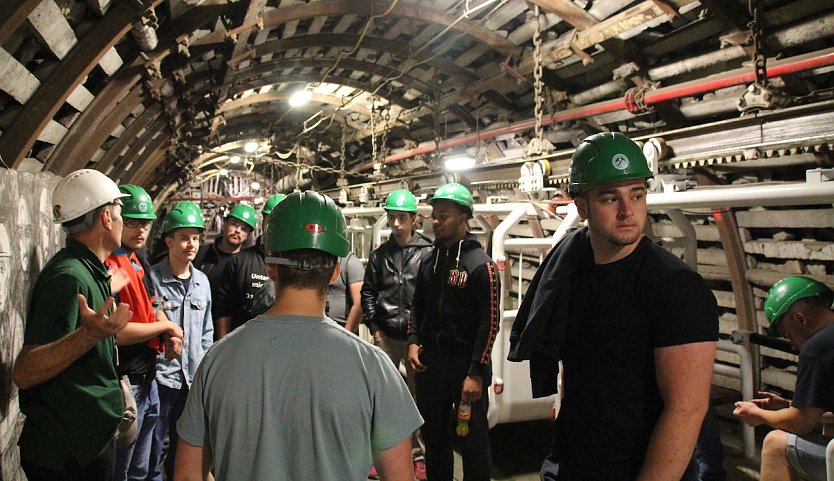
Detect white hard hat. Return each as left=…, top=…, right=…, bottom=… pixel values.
left=52, top=169, right=129, bottom=224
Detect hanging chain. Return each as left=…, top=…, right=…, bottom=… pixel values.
left=370, top=97, right=378, bottom=164
left=748, top=0, right=767, bottom=86
left=525, top=5, right=547, bottom=158
left=339, top=123, right=347, bottom=181
left=378, top=101, right=392, bottom=163
left=532, top=6, right=544, bottom=145
left=432, top=90, right=442, bottom=162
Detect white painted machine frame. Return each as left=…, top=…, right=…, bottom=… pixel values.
left=341, top=172, right=834, bottom=459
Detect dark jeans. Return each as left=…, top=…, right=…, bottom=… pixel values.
left=415, top=351, right=491, bottom=481
left=694, top=404, right=727, bottom=481
left=148, top=383, right=189, bottom=481
left=22, top=441, right=116, bottom=481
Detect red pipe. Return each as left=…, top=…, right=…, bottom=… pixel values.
left=360, top=48, right=834, bottom=171
left=165, top=196, right=258, bottom=203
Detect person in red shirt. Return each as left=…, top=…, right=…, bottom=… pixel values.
left=105, top=184, right=182, bottom=481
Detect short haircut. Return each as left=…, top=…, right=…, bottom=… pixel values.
left=63, top=202, right=116, bottom=235
left=790, top=295, right=834, bottom=315
left=273, top=249, right=337, bottom=297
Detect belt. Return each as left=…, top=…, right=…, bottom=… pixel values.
left=126, top=372, right=153, bottom=386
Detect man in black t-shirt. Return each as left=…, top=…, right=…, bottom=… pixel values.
left=510, top=133, right=718, bottom=481
left=194, top=204, right=256, bottom=332
left=734, top=276, right=834, bottom=481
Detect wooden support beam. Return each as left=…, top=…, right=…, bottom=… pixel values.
left=526, top=0, right=598, bottom=30
left=0, top=0, right=41, bottom=46
left=0, top=0, right=160, bottom=169
left=97, top=104, right=161, bottom=174
left=352, top=0, right=689, bottom=141
left=47, top=64, right=145, bottom=174
left=115, top=118, right=167, bottom=181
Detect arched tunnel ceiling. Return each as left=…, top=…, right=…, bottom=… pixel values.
left=1, top=0, right=834, bottom=197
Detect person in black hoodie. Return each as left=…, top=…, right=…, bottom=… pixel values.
left=407, top=183, right=500, bottom=481
left=362, top=188, right=433, bottom=479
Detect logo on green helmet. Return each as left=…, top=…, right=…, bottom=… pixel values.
left=138, top=203, right=148, bottom=213
left=612, top=154, right=629, bottom=170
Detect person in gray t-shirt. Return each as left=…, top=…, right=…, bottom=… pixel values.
left=174, top=191, right=422, bottom=481
left=326, top=251, right=364, bottom=332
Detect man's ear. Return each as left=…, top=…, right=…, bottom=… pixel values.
left=574, top=196, right=588, bottom=220
left=101, top=206, right=114, bottom=230
left=794, top=311, right=808, bottom=328
left=266, top=263, right=278, bottom=282
left=329, top=262, right=341, bottom=285
left=164, top=235, right=174, bottom=250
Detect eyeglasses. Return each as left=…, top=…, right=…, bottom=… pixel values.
left=124, top=218, right=153, bottom=229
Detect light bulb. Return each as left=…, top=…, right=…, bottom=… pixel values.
left=444, top=155, right=476, bottom=171
left=244, top=141, right=259, bottom=153
left=289, top=88, right=312, bottom=107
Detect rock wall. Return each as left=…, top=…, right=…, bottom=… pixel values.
left=0, top=169, right=62, bottom=481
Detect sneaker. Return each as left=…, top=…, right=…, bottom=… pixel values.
left=413, top=456, right=427, bottom=481
left=368, top=465, right=380, bottom=480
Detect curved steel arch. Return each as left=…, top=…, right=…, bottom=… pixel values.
left=257, top=0, right=519, bottom=57
left=231, top=74, right=415, bottom=109
left=241, top=34, right=480, bottom=85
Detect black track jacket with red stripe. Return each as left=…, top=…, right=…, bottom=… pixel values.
left=407, top=233, right=501, bottom=383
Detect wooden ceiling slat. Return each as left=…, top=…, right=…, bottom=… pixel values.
left=0, top=0, right=161, bottom=169
left=96, top=104, right=161, bottom=174
left=0, top=0, right=41, bottom=46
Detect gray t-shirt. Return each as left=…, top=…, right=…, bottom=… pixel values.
left=326, top=252, right=365, bottom=324
left=177, top=314, right=423, bottom=481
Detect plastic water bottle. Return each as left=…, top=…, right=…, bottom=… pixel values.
left=456, top=401, right=472, bottom=437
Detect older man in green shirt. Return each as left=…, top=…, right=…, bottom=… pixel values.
left=13, top=169, right=132, bottom=481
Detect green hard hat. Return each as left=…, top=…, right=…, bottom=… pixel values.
left=765, top=276, right=833, bottom=336
left=385, top=189, right=418, bottom=213
left=262, top=194, right=287, bottom=216
left=264, top=191, right=349, bottom=257
left=429, top=183, right=473, bottom=215
left=119, top=184, right=156, bottom=220
left=161, top=201, right=205, bottom=234
left=568, top=132, right=653, bottom=196
left=226, top=204, right=257, bottom=230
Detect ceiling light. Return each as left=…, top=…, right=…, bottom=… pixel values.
left=289, top=88, right=313, bottom=107
left=444, top=155, right=476, bottom=171
left=219, top=168, right=229, bottom=176
left=244, top=141, right=259, bottom=153
left=250, top=181, right=260, bottom=190
left=229, top=155, right=241, bottom=164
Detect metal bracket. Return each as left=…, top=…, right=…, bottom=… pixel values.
left=499, top=61, right=527, bottom=85
left=737, top=83, right=790, bottom=114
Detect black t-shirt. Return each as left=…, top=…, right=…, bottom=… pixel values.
left=195, top=242, right=236, bottom=319
left=792, top=323, right=834, bottom=412
left=552, top=237, right=718, bottom=480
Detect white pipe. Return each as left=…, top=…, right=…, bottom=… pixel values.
left=491, top=205, right=527, bottom=265
left=716, top=339, right=756, bottom=460
left=551, top=203, right=581, bottom=248
left=666, top=208, right=697, bottom=269
left=371, top=215, right=387, bottom=249
left=646, top=181, right=834, bottom=209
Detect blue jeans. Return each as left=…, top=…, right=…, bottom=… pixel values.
left=148, top=384, right=189, bottom=481
left=114, top=378, right=159, bottom=481
left=787, top=432, right=830, bottom=481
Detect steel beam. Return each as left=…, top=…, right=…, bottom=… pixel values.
left=1, top=0, right=159, bottom=169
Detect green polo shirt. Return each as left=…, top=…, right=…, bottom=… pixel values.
left=18, top=238, right=123, bottom=469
